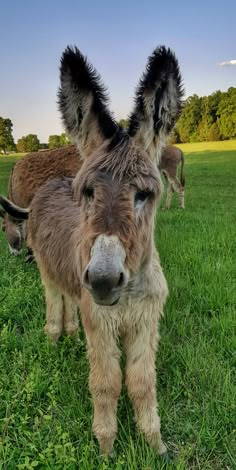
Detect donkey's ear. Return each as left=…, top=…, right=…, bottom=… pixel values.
left=58, top=46, right=118, bottom=159
left=128, top=46, right=184, bottom=162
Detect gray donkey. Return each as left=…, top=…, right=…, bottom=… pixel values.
left=160, top=145, right=185, bottom=209
left=0, top=45, right=183, bottom=458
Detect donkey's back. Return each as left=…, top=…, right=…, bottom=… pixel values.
left=8, top=145, right=81, bottom=207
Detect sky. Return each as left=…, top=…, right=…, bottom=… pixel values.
left=0, top=0, right=235, bottom=143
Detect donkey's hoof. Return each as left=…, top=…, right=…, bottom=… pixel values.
left=109, top=449, right=116, bottom=460
left=100, top=449, right=116, bottom=461
left=44, top=325, right=62, bottom=342
left=64, top=322, right=79, bottom=337
left=160, top=451, right=173, bottom=463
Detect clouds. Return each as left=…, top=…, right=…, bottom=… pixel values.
left=218, top=60, right=236, bottom=66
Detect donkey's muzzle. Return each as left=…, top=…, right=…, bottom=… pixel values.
left=84, top=270, right=126, bottom=304
left=82, top=234, right=129, bottom=306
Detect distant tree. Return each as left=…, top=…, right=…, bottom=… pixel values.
left=39, top=143, right=49, bottom=150
left=17, top=134, right=40, bottom=153
left=118, top=119, right=128, bottom=129
left=175, top=87, right=235, bottom=142
left=208, top=122, right=221, bottom=141
left=60, top=133, right=70, bottom=146
left=176, top=95, right=202, bottom=142
left=48, top=134, right=61, bottom=149
left=217, top=88, right=236, bottom=139
left=25, top=134, right=40, bottom=152
left=0, top=117, right=15, bottom=153
left=208, top=90, right=222, bottom=123
left=17, top=137, right=27, bottom=153
left=198, top=97, right=212, bottom=141
left=169, top=127, right=181, bottom=144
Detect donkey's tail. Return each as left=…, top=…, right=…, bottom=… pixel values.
left=0, top=195, right=29, bottom=220
left=180, top=151, right=185, bottom=187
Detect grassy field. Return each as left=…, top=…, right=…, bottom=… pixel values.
left=0, top=142, right=235, bottom=469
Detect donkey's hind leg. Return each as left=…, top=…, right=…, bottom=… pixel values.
left=63, top=294, right=79, bottom=337
left=171, top=177, right=185, bottom=209
left=165, top=180, right=174, bottom=209
left=44, top=281, right=64, bottom=341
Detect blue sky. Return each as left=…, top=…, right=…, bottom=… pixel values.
left=0, top=0, right=235, bottom=143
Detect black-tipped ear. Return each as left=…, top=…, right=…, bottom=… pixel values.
left=0, top=196, right=29, bottom=220
left=58, top=46, right=118, bottom=158
left=128, top=46, right=184, bottom=162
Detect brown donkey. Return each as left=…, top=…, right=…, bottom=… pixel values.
left=0, top=146, right=82, bottom=256
left=0, top=45, right=183, bottom=458
left=159, top=145, right=185, bottom=209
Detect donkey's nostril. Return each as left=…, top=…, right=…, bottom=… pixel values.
left=117, top=272, right=124, bottom=288
left=84, top=269, right=90, bottom=286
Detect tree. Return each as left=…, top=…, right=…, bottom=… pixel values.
left=208, top=122, right=221, bottom=141
left=217, top=88, right=236, bottom=139
left=176, top=95, right=202, bottom=142
left=16, top=134, right=40, bottom=153
left=48, top=134, right=61, bottom=149
left=0, top=117, right=15, bottom=153
left=25, top=134, right=40, bottom=152
left=208, top=90, right=222, bottom=122
left=175, top=87, right=235, bottom=142
left=60, top=133, right=70, bottom=146
left=39, top=143, right=49, bottom=150
left=118, top=119, right=128, bottom=129
left=198, top=97, right=212, bottom=141
left=17, top=137, right=27, bottom=152
left=169, top=127, right=181, bottom=144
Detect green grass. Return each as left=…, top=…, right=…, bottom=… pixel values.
left=0, top=143, right=235, bottom=469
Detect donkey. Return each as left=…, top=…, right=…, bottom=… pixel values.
left=0, top=45, right=183, bottom=457
left=159, top=145, right=185, bottom=209
left=0, top=146, right=82, bottom=256
left=0, top=143, right=184, bottom=257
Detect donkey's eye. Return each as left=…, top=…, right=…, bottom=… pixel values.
left=135, top=191, right=151, bottom=205
left=84, top=187, right=94, bottom=200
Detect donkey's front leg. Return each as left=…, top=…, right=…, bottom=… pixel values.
left=124, top=302, right=167, bottom=456
left=88, top=329, right=121, bottom=454
left=81, top=300, right=122, bottom=454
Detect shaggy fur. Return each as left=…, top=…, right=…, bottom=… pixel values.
left=1, top=45, right=184, bottom=458
left=159, top=145, right=185, bottom=209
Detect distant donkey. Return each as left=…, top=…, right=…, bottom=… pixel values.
left=0, top=146, right=82, bottom=256
left=159, top=145, right=185, bottom=209
left=0, top=45, right=183, bottom=458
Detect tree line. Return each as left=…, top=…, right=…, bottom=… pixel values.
left=0, top=87, right=235, bottom=153
left=16, top=133, right=70, bottom=152
left=119, top=88, right=236, bottom=143
left=0, top=119, right=71, bottom=154
left=172, top=87, right=236, bottom=143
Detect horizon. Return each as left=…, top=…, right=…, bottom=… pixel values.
left=0, top=0, right=235, bottom=143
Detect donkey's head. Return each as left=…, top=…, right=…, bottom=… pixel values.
left=59, top=46, right=183, bottom=305
left=0, top=209, right=24, bottom=255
